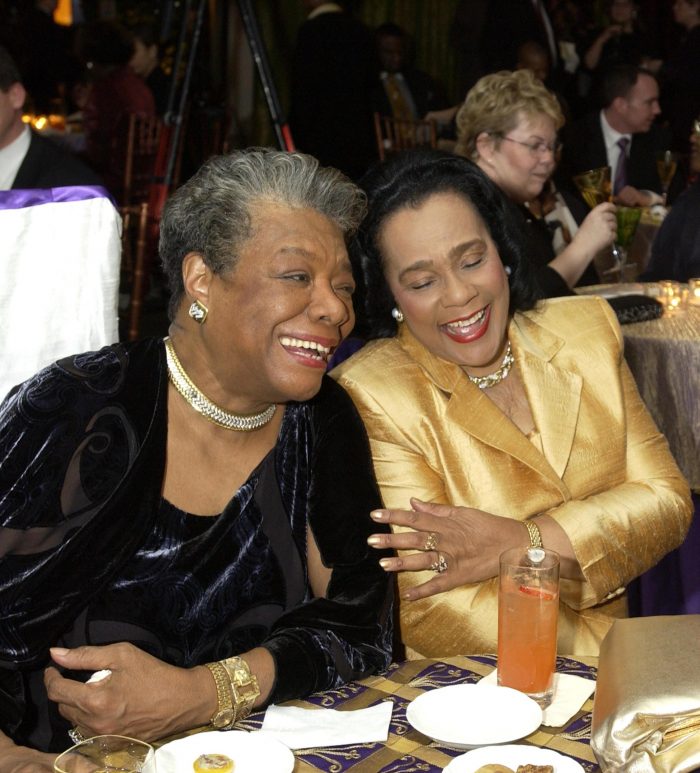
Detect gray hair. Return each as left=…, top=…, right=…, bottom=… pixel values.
left=159, top=147, right=367, bottom=319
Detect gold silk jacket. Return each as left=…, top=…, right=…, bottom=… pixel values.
left=333, top=296, right=692, bottom=656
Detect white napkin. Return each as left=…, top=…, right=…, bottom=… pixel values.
left=259, top=702, right=393, bottom=750
left=480, top=669, right=596, bottom=727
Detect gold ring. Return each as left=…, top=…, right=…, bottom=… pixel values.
left=430, top=552, right=448, bottom=574
left=423, top=532, right=438, bottom=552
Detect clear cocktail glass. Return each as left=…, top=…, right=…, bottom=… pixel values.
left=498, top=546, right=560, bottom=708
left=54, top=735, right=156, bottom=773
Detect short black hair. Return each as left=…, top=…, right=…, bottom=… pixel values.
left=0, top=46, right=21, bottom=91
left=601, top=64, right=657, bottom=108
left=354, top=149, right=542, bottom=340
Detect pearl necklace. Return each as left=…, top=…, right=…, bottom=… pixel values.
left=164, top=337, right=276, bottom=431
left=467, top=342, right=514, bottom=390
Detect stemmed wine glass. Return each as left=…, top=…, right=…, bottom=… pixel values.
left=613, top=206, right=642, bottom=281
left=656, top=150, right=679, bottom=206
left=573, top=166, right=626, bottom=279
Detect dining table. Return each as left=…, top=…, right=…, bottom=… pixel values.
left=234, top=654, right=600, bottom=772
left=576, top=283, right=700, bottom=618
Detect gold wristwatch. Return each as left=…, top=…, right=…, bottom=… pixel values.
left=221, top=657, right=260, bottom=722
left=525, top=519, right=543, bottom=549
left=204, top=661, right=236, bottom=729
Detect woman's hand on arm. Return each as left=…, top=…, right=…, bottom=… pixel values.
left=0, top=731, right=55, bottom=773
left=368, top=499, right=525, bottom=599
left=549, top=202, right=616, bottom=287
left=368, top=499, right=584, bottom=601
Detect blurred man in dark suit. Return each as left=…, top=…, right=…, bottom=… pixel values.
left=371, top=23, right=448, bottom=121
left=290, top=0, right=376, bottom=180
left=559, top=64, right=683, bottom=206
left=0, top=46, right=101, bottom=190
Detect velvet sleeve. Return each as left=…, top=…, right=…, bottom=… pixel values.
left=544, top=300, right=692, bottom=609
left=263, top=379, right=393, bottom=703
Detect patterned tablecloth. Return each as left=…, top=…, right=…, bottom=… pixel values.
left=237, top=655, right=599, bottom=772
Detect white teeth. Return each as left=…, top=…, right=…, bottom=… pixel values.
left=445, top=309, right=486, bottom=330
left=280, top=336, right=331, bottom=357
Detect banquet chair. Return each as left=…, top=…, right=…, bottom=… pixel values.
left=120, top=201, right=156, bottom=341
left=373, top=112, right=438, bottom=161
left=121, top=113, right=164, bottom=207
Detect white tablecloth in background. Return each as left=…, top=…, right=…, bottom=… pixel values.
left=0, top=188, right=121, bottom=401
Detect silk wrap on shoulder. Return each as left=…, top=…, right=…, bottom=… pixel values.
left=591, top=616, right=700, bottom=772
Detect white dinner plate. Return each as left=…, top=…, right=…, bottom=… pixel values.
left=443, top=743, right=585, bottom=772
left=406, top=684, right=542, bottom=749
left=155, top=730, right=294, bottom=773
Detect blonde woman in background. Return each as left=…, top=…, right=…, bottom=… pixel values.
left=455, top=69, right=616, bottom=296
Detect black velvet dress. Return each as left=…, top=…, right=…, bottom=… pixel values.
left=0, top=339, right=393, bottom=752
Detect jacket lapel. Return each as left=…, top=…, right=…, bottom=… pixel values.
left=397, top=310, right=582, bottom=489
left=510, top=311, right=582, bottom=479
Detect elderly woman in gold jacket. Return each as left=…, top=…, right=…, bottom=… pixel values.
left=333, top=150, right=691, bottom=658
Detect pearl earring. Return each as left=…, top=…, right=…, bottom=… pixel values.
left=391, top=307, right=404, bottom=323
left=504, top=265, right=512, bottom=276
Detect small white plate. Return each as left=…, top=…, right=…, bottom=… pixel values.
left=443, top=743, right=585, bottom=772
left=155, top=730, right=294, bottom=773
left=406, top=684, right=542, bottom=749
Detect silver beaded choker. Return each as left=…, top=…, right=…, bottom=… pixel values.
left=467, top=342, right=514, bottom=389
left=164, top=337, right=276, bottom=431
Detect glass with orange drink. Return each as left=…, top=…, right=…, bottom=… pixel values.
left=497, top=546, right=560, bottom=707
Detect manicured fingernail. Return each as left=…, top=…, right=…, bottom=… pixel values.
left=370, top=510, right=387, bottom=521
left=367, top=535, right=382, bottom=546
left=402, top=591, right=414, bottom=600
left=50, top=648, right=68, bottom=656
left=379, top=559, right=392, bottom=569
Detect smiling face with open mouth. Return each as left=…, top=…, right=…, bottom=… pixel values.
left=197, top=200, right=356, bottom=409
left=380, top=191, right=511, bottom=379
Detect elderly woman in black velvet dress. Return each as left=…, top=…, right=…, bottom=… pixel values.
left=0, top=148, right=393, bottom=770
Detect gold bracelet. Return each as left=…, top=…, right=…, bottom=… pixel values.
left=525, top=520, right=543, bottom=549
left=204, top=661, right=236, bottom=729
left=220, top=657, right=260, bottom=722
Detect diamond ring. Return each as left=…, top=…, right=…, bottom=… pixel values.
left=430, top=552, right=448, bottom=574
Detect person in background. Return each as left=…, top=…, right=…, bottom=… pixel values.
left=371, top=22, right=449, bottom=123
left=559, top=64, right=682, bottom=207
left=455, top=69, right=615, bottom=295
left=658, top=0, right=700, bottom=153
left=12, top=0, right=72, bottom=114
left=516, top=39, right=571, bottom=122
left=0, top=148, right=393, bottom=767
left=333, top=149, right=691, bottom=659
left=128, top=24, right=170, bottom=117
left=478, top=0, right=563, bottom=88
left=581, top=0, right=658, bottom=81
left=0, top=46, right=101, bottom=190
left=77, top=20, right=155, bottom=199
left=641, top=121, right=700, bottom=281
left=290, top=0, right=376, bottom=180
